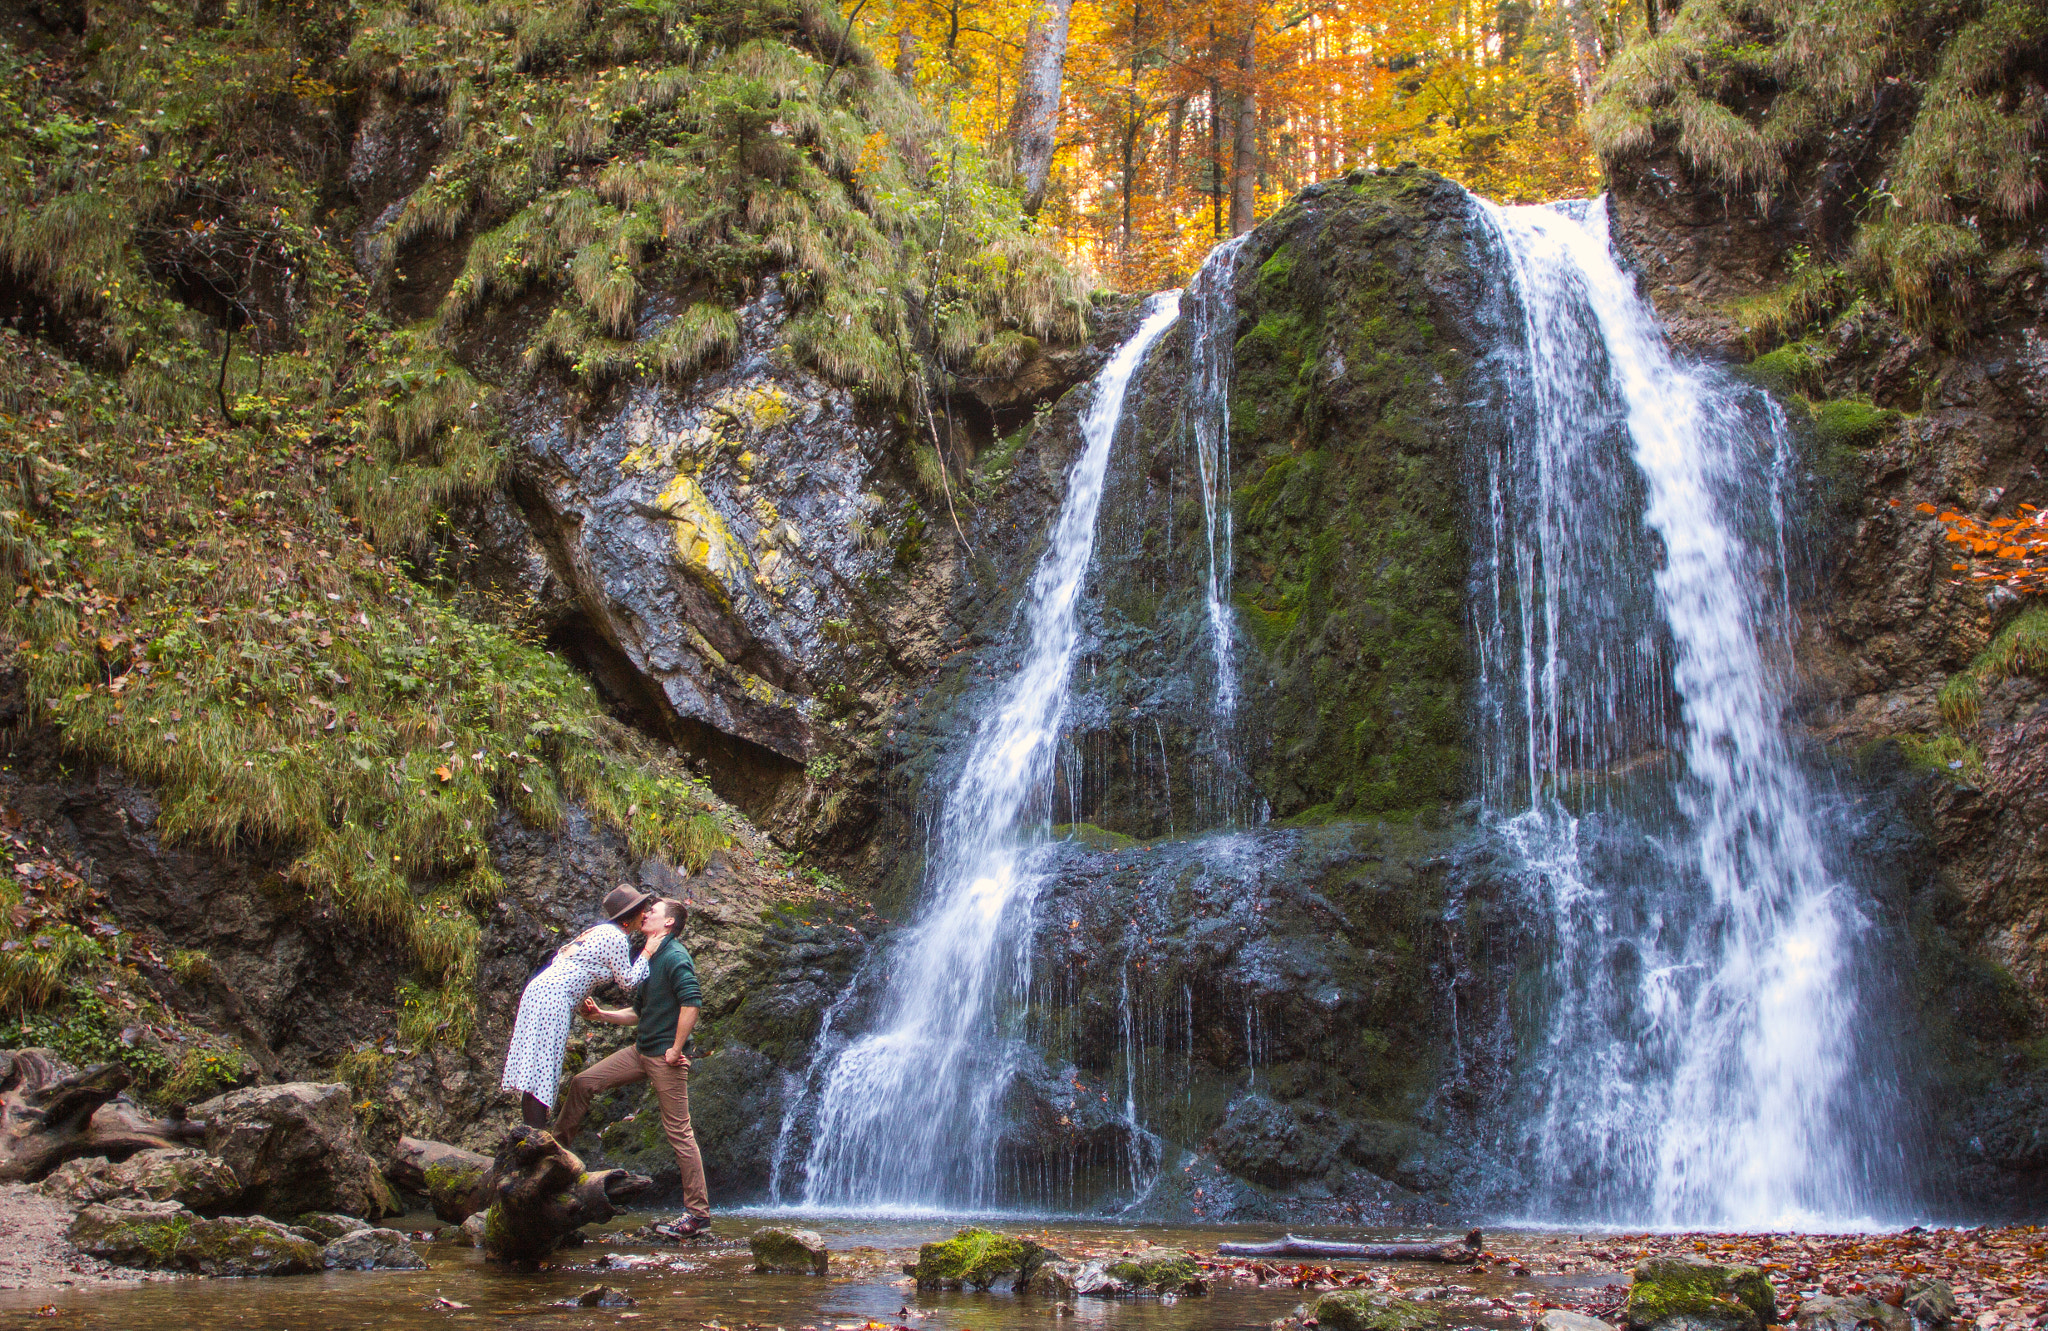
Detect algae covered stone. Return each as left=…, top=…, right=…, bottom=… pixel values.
left=1796, top=1295, right=1910, bottom=1331
left=1104, top=1246, right=1204, bottom=1295
left=38, top=1148, right=239, bottom=1210
left=320, top=1227, right=429, bottom=1271
left=752, top=1226, right=830, bottom=1275
left=1624, top=1257, right=1777, bottom=1331
left=913, top=1227, right=1053, bottom=1290
left=1313, top=1289, right=1446, bottom=1331
left=67, top=1201, right=323, bottom=1276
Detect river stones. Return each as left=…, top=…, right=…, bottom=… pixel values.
left=1904, top=1278, right=1958, bottom=1327
left=751, top=1227, right=829, bottom=1274
left=37, top=1147, right=239, bottom=1210
left=67, top=1201, right=323, bottom=1276
left=298, top=1212, right=371, bottom=1241
left=1105, top=1246, right=1204, bottom=1294
left=911, top=1227, right=1055, bottom=1290
left=1624, top=1257, right=1778, bottom=1331
left=1313, top=1290, right=1446, bottom=1331
left=1030, top=1260, right=1129, bottom=1298
left=320, top=1226, right=428, bottom=1271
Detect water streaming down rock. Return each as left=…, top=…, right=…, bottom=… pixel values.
left=1184, top=233, right=1252, bottom=818
left=1472, top=197, right=1914, bottom=1226
left=780, top=294, right=1185, bottom=1210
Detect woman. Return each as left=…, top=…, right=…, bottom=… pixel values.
left=501, top=884, right=667, bottom=1129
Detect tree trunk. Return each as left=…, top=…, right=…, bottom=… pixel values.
left=894, top=27, right=917, bottom=85
left=1564, top=0, right=1604, bottom=104
left=1165, top=96, right=1186, bottom=199
left=1229, top=23, right=1258, bottom=236
left=473, top=1127, right=652, bottom=1267
left=0, top=1049, right=206, bottom=1185
left=1009, top=0, right=1074, bottom=216
left=1215, top=1232, right=1484, bottom=1263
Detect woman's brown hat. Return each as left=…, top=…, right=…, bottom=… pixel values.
left=602, top=884, right=655, bottom=923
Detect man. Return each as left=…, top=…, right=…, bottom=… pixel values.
left=550, top=897, right=711, bottom=1235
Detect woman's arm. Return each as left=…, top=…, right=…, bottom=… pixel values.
left=599, top=923, right=652, bottom=989
left=579, top=997, right=639, bottom=1026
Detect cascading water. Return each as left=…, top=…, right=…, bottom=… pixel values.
left=782, top=293, right=1184, bottom=1211
left=1473, top=197, right=1912, bottom=1226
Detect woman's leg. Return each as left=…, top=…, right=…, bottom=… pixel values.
left=521, top=1092, right=551, bottom=1129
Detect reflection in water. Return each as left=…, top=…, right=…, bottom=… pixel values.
left=0, top=1217, right=1544, bottom=1331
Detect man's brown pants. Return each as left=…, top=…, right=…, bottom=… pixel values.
left=551, top=1046, right=709, bottom=1218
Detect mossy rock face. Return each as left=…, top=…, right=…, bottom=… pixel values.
left=1810, top=397, right=1900, bottom=450
left=1624, top=1257, right=1777, bottom=1331
left=1313, top=1289, right=1447, bottom=1331
left=912, top=1227, right=1052, bottom=1290
left=1103, top=1247, right=1202, bottom=1294
left=751, top=1226, right=830, bottom=1275
left=1224, top=168, right=1499, bottom=820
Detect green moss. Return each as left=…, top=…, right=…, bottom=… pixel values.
left=1739, top=343, right=1819, bottom=396
left=1104, top=1248, right=1199, bottom=1293
left=1051, top=823, right=1140, bottom=850
left=912, top=1227, right=1046, bottom=1290
left=1811, top=396, right=1901, bottom=449
left=1313, top=1290, right=1445, bottom=1331
left=1625, top=1258, right=1777, bottom=1331
left=1973, top=604, right=2048, bottom=683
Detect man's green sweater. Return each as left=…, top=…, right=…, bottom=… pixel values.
left=632, top=935, right=702, bottom=1057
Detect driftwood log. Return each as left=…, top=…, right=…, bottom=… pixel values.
left=1215, top=1231, right=1485, bottom=1263
left=0, top=1049, right=206, bottom=1184
left=467, top=1127, right=651, bottom=1266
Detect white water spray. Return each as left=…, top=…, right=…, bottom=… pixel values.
left=785, top=294, right=1183, bottom=1209
left=1476, top=198, right=1896, bottom=1227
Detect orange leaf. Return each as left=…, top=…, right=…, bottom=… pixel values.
left=1915, top=503, right=1938, bottom=514
left=434, top=765, right=452, bottom=782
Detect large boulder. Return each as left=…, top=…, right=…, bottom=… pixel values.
left=192, top=1083, right=394, bottom=1218
left=389, top=1135, right=492, bottom=1223
left=1314, top=1290, right=1447, bottom=1331
left=1030, top=1259, right=1131, bottom=1298
left=67, top=1200, right=323, bottom=1276
left=911, top=1227, right=1055, bottom=1291
left=37, top=1147, right=239, bottom=1210
left=320, top=1227, right=429, bottom=1271
left=751, top=1227, right=829, bottom=1275
left=1208, top=1093, right=1349, bottom=1187
left=1624, top=1258, right=1778, bottom=1331
left=1103, top=1247, right=1203, bottom=1295
left=1904, top=1278, right=1958, bottom=1328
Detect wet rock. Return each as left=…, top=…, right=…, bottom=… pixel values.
left=1539, top=1313, right=1616, bottom=1331
left=1796, top=1295, right=1911, bottom=1331
left=912, top=1227, right=1055, bottom=1290
left=750, top=1226, right=829, bottom=1274
left=1312, top=1289, right=1446, bottom=1331
left=1903, top=1277, right=1958, bottom=1328
left=559, top=1284, right=637, bottom=1308
left=296, top=1212, right=371, bottom=1242
left=1209, top=1093, right=1349, bottom=1187
left=193, top=1082, right=394, bottom=1218
left=389, top=1135, right=492, bottom=1223
left=1030, top=1259, right=1128, bottom=1298
left=1623, top=1258, right=1777, bottom=1331
left=67, top=1201, right=323, bottom=1276
left=36, top=1147, right=239, bottom=1210
left=458, top=1213, right=487, bottom=1247
left=1104, top=1246, right=1204, bottom=1295
left=320, top=1227, right=429, bottom=1271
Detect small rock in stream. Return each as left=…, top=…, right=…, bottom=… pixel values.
left=320, top=1227, right=429, bottom=1271
left=559, top=1284, right=637, bottom=1308
left=751, top=1227, right=830, bottom=1275
left=1624, top=1258, right=1777, bottom=1331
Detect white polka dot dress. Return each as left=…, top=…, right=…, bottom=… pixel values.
left=501, top=922, right=650, bottom=1109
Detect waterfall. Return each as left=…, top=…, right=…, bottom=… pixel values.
left=1474, top=197, right=1909, bottom=1226
left=782, top=293, right=1184, bottom=1210
left=1181, top=234, right=1253, bottom=826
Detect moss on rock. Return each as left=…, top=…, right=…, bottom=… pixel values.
left=1103, top=1247, right=1202, bottom=1293
left=1227, top=169, right=1485, bottom=820
left=1624, top=1257, right=1777, bottom=1331
left=912, top=1227, right=1052, bottom=1290
left=751, top=1226, right=830, bottom=1275
left=1314, top=1290, right=1447, bottom=1331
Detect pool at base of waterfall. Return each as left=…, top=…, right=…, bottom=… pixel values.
left=0, top=1216, right=1603, bottom=1331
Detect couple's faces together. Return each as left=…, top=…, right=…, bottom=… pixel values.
left=637, top=903, right=678, bottom=937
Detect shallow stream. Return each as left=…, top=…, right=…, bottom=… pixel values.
left=0, top=1217, right=1622, bottom=1331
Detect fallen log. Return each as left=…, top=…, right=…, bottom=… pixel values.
left=472, top=1127, right=652, bottom=1267
left=0, top=1049, right=206, bottom=1184
left=1215, top=1231, right=1484, bottom=1263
